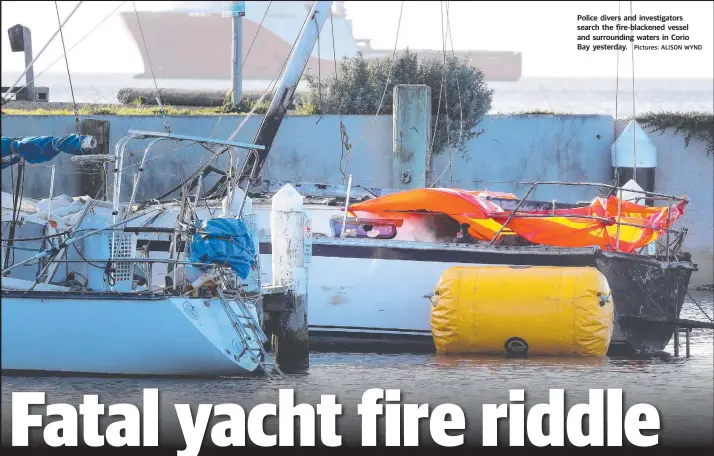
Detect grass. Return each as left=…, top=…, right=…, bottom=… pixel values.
left=1, top=105, right=250, bottom=116
left=1, top=106, right=582, bottom=117
left=502, top=109, right=576, bottom=115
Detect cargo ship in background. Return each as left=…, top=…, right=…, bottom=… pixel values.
left=120, top=1, right=522, bottom=83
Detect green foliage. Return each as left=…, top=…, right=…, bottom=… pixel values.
left=219, top=93, right=272, bottom=114
left=299, top=50, right=494, bottom=156
left=507, top=109, right=575, bottom=115
left=637, top=111, right=713, bottom=157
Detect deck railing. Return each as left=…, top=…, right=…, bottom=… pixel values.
left=486, top=181, right=688, bottom=261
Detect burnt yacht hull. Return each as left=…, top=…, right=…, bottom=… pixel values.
left=595, top=252, right=695, bottom=353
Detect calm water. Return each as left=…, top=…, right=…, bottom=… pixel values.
left=2, top=73, right=713, bottom=117
left=2, top=291, right=712, bottom=447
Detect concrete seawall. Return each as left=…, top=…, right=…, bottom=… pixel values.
left=1, top=113, right=711, bottom=286
left=615, top=120, right=713, bottom=288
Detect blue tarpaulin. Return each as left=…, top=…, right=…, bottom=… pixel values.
left=187, top=218, right=256, bottom=280
left=1, top=135, right=90, bottom=169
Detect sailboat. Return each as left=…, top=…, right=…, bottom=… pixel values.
left=0, top=130, right=280, bottom=377
left=0, top=1, right=336, bottom=377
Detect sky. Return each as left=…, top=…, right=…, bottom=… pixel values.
left=1, top=0, right=713, bottom=78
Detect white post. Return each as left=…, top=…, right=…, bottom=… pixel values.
left=270, top=184, right=310, bottom=371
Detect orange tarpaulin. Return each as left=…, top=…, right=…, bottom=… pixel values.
left=347, top=188, right=686, bottom=253
left=347, top=188, right=515, bottom=241
left=491, top=196, right=687, bottom=253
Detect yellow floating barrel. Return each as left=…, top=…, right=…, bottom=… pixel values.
left=430, top=266, right=614, bottom=356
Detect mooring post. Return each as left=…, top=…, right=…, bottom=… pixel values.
left=392, top=84, right=431, bottom=189
left=8, top=24, right=34, bottom=101
left=673, top=326, right=679, bottom=357
left=79, top=119, right=110, bottom=199
left=685, top=328, right=691, bottom=358
left=270, top=184, right=310, bottom=372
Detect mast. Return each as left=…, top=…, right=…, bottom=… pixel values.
left=237, top=0, right=333, bottom=188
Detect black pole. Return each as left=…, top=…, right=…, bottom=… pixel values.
left=3, top=160, right=25, bottom=271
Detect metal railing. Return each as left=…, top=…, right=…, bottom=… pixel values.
left=486, top=181, right=688, bottom=261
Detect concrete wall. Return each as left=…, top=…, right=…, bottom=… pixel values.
left=616, top=120, right=713, bottom=286
left=2, top=113, right=711, bottom=285
left=431, top=114, right=614, bottom=202
left=0, top=113, right=614, bottom=203
left=0, top=114, right=393, bottom=200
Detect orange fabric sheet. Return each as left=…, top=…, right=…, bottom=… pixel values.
left=491, top=196, right=687, bottom=253
left=348, top=188, right=514, bottom=241
left=347, top=188, right=686, bottom=253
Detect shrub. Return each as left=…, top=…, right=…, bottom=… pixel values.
left=299, top=49, right=494, bottom=158
left=637, top=111, right=714, bottom=157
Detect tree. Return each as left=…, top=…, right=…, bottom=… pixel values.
left=300, top=49, right=494, bottom=160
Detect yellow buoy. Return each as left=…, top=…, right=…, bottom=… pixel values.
left=430, top=265, right=614, bottom=356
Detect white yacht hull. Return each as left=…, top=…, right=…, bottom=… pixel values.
left=255, top=241, right=630, bottom=352
left=1, top=290, right=263, bottom=376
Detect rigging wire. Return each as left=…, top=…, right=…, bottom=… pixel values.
left=613, top=1, right=621, bottom=186
left=440, top=1, right=451, bottom=186
left=147, top=2, right=317, bottom=204
left=54, top=1, right=80, bottom=134
left=230, top=6, right=317, bottom=188
left=330, top=10, right=351, bottom=184
left=430, top=1, right=465, bottom=188
left=348, top=1, right=405, bottom=149
left=131, top=1, right=186, bottom=185
left=629, top=0, right=637, bottom=184
left=314, top=14, right=324, bottom=124
left=25, top=1, right=127, bottom=89
left=210, top=1, right=273, bottom=140
left=2, top=1, right=83, bottom=104
left=204, top=1, right=304, bottom=198
left=428, top=2, right=448, bottom=187
left=445, top=1, right=464, bottom=147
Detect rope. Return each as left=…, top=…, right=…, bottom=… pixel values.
left=686, top=291, right=713, bottom=323
left=54, top=1, right=80, bottom=134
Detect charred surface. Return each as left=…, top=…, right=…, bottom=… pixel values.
left=595, top=253, right=695, bottom=353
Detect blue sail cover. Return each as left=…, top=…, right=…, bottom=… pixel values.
left=188, top=218, right=256, bottom=280
left=1, top=135, right=90, bottom=169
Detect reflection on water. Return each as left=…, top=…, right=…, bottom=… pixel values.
left=2, top=292, right=712, bottom=446
left=430, top=354, right=612, bottom=371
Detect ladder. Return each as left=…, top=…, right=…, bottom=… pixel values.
left=216, top=289, right=284, bottom=379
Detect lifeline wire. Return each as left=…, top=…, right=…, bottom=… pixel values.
left=54, top=1, right=80, bottom=134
